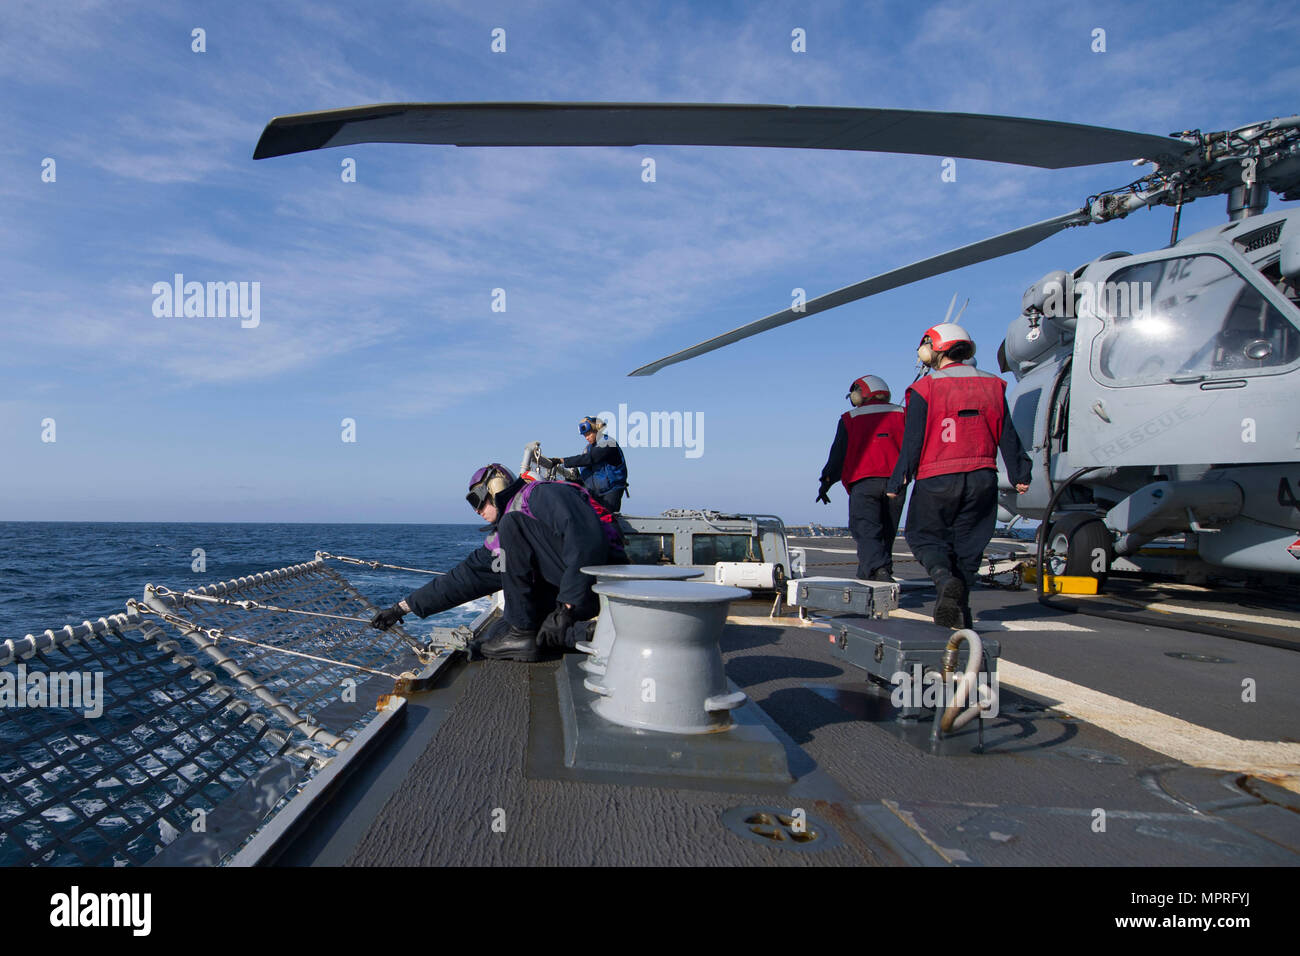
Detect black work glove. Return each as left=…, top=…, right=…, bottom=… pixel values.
left=538, top=603, right=575, bottom=648
left=817, top=480, right=833, bottom=505
left=371, top=604, right=406, bottom=631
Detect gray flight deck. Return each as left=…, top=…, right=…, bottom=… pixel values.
left=272, top=537, right=1300, bottom=867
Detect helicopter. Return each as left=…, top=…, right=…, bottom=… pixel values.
left=254, top=103, right=1300, bottom=583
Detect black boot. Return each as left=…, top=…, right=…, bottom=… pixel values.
left=479, top=625, right=541, bottom=662
left=957, top=571, right=975, bottom=629
left=468, top=619, right=508, bottom=660
left=869, top=568, right=895, bottom=583
left=931, top=573, right=966, bottom=630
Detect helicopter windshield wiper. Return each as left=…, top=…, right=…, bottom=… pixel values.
left=628, top=208, right=1090, bottom=377
left=253, top=102, right=1186, bottom=169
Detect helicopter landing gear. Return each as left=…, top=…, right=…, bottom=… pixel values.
left=1046, top=513, right=1116, bottom=587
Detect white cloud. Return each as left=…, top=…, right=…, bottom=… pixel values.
left=4, top=0, right=1294, bottom=434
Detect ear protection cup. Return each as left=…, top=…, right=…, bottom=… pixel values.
left=486, top=471, right=510, bottom=497
left=847, top=375, right=890, bottom=406
left=946, top=341, right=975, bottom=362
left=918, top=342, right=935, bottom=367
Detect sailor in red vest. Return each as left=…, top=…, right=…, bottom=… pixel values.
left=887, top=325, right=1031, bottom=629
left=369, top=464, right=626, bottom=661
left=818, top=375, right=907, bottom=581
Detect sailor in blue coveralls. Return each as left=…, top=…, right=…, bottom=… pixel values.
left=538, top=416, right=629, bottom=514
left=369, top=464, right=626, bottom=661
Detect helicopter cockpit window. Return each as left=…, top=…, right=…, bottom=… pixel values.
left=1094, top=254, right=1299, bottom=385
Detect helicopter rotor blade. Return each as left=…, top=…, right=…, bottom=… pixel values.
left=628, top=208, right=1089, bottom=377
left=254, top=103, right=1185, bottom=169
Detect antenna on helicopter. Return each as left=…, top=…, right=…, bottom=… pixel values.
left=942, top=294, right=957, bottom=324
left=942, top=294, right=971, bottom=326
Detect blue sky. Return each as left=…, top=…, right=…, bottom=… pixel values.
left=2, top=0, right=1296, bottom=523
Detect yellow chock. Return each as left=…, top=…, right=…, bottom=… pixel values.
left=1042, top=574, right=1099, bottom=595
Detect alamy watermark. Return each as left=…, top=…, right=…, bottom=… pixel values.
left=890, top=664, right=999, bottom=717
left=596, top=403, right=704, bottom=459
left=152, top=273, right=260, bottom=328
left=1040, top=275, right=1154, bottom=321
left=0, top=665, right=104, bottom=718
left=50, top=886, right=150, bottom=936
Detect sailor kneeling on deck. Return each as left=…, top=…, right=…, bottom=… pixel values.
left=370, top=463, right=627, bottom=661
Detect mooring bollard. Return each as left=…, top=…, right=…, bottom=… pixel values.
left=576, top=564, right=705, bottom=676
left=583, top=580, right=751, bottom=734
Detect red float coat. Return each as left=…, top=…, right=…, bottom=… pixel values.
left=906, top=365, right=1007, bottom=479
left=839, top=403, right=906, bottom=490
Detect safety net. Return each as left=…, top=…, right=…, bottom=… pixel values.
left=0, top=558, right=430, bottom=866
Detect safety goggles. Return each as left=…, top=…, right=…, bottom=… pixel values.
left=466, top=466, right=496, bottom=512
left=466, top=484, right=491, bottom=512
left=578, top=420, right=596, bottom=436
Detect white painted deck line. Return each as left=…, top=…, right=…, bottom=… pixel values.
left=887, top=606, right=1093, bottom=632
left=1138, top=601, right=1300, bottom=630
left=997, top=659, right=1300, bottom=787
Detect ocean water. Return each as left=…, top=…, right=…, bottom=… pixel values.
left=0, top=522, right=491, bottom=640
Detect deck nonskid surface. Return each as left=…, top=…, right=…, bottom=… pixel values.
left=341, top=537, right=1300, bottom=866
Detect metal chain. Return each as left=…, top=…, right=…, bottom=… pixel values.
left=980, top=557, right=1026, bottom=590
left=316, top=551, right=446, bottom=576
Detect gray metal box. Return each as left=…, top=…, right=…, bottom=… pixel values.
left=789, top=576, right=899, bottom=618
left=825, top=615, right=1000, bottom=687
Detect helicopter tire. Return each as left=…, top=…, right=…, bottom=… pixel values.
left=1046, top=513, right=1116, bottom=588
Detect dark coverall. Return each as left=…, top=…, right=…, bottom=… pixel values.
left=887, top=387, right=1031, bottom=612
left=560, top=440, right=627, bottom=514
left=820, top=414, right=905, bottom=579
left=405, top=479, right=618, bottom=645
